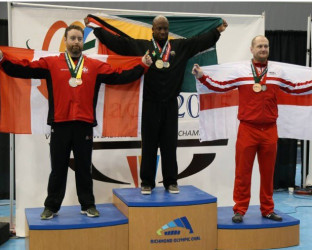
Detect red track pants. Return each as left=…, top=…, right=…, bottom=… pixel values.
left=233, top=122, right=278, bottom=216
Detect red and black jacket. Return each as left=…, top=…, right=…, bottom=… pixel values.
left=0, top=53, right=147, bottom=126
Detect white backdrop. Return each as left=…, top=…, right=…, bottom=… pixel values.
left=9, top=3, right=264, bottom=236
left=306, top=15, right=312, bottom=186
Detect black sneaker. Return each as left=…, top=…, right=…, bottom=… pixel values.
left=263, top=212, right=282, bottom=221
left=232, top=213, right=243, bottom=223
left=141, top=185, right=152, bottom=195
left=40, top=207, right=58, bottom=220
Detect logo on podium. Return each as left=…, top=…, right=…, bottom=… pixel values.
left=150, top=216, right=201, bottom=245
left=156, top=216, right=193, bottom=236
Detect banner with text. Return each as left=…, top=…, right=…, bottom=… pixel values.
left=10, top=4, right=264, bottom=236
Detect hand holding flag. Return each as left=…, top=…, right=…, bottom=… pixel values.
left=192, top=64, right=204, bottom=79
left=84, top=17, right=92, bottom=28
left=84, top=16, right=100, bottom=29
left=217, top=19, right=228, bottom=33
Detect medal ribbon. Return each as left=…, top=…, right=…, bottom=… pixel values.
left=162, top=42, right=171, bottom=62
left=251, top=60, right=268, bottom=84
left=65, top=51, right=84, bottom=79
left=152, top=37, right=169, bottom=61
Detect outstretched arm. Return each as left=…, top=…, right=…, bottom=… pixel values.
left=97, top=53, right=152, bottom=85
left=180, top=20, right=228, bottom=58
left=0, top=49, right=49, bottom=79
left=192, top=63, right=238, bottom=93
left=265, top=61, right=312, bottom=95
left=85, top=15, right=149, bottom=56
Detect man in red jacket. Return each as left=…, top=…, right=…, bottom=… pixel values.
left=0, top=25, right=152, bottom=220
left=192, top=35, right=285, bottom=223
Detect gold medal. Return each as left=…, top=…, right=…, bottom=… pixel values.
left=253, top=83, right=261, bottom=93
left=76, top=78, right=83, bottom=85
left=69, top=77, right=77, bottom=87
left=163, top=62, right=170, bottom=68
left=261, top=84, right=267, bottom=91
left=155, top=59, right=164, bottom=69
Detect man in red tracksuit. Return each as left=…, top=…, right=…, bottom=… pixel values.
left=0, top=25, right=152, bottom=220
left=192, top=35, right=286, bottom=223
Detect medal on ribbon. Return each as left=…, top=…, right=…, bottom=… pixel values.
left=251, top=60, right=268, bottom=92
left=163, top=62, right=170, bottom=68
left=65, top=51, right=84, bottom=87
left=253, top=83, right=262, bottom=92
left=155, top=60, right=164, bottom=69
left=152, top=37, right=171, bottom=69
left=69, top=77, right=77, bottom=87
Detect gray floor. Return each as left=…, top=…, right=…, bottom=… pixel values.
left=1, top=165, right=312, bottom=249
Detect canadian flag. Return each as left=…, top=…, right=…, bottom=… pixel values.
left=0, top=46, right=143, bottom=137
left=196, top=61, right=312, bottom=141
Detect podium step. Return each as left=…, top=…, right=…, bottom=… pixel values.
left=217, top=205, right=300, bottom=249
left=113, top=185, right=217, bottom=207
left=24, top=187, right=300, bottom=250
left=25, top=203, right=128, bottom=250
left=113, top=185, right=218, bottom=250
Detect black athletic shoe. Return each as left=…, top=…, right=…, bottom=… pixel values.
left=263, top=212, right=282, bottom=221
left=141, top=185, right=152, bottom=195
left=166, top=184, right=180, bottom=194
left=40, top=208, right=58, bottom=220
left=81, top=207, right=100, bottom=217
left=232, top=213, right=243, bottom=223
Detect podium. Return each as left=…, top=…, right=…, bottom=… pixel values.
left=25, top=186, right=300, bottom=250
left=113, top=185, right=217, bottom=250
left=217, top=205, right=300, bottom=249
left=25, top=203, right=128, bottom=250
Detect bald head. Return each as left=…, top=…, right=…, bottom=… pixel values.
left=250, top=35, right=270, bottom=63
left=251, top=35, right=269, bottom=47
left=152, top=15, right=169, bottom=42
left=152, top=15, right=169, bottom=26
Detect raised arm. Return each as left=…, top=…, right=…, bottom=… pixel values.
left=85, top=16, right=149, bottom=56
left=0, top=49, right=49, bottom=79
left=181, top=19, right=228, bottom=58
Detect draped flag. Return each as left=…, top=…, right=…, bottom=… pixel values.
left=196, top=61, right=312, bottom=141
left=87, top=14, right=222, bottom=92
left=10, top=6, right=265, bottom=237
left=0, top=46, right=144, bottom=136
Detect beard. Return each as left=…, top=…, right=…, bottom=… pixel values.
left=69, top=45, right=82, bottom=56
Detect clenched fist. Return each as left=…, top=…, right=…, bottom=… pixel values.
left=192, top=64, right=204, bottom=79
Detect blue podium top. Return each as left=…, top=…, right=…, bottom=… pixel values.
left=26, top=203, right=128, bottom=230
left=113, top=185, right=217, bottom=207
left=218, top=205, right=300, bottom=229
